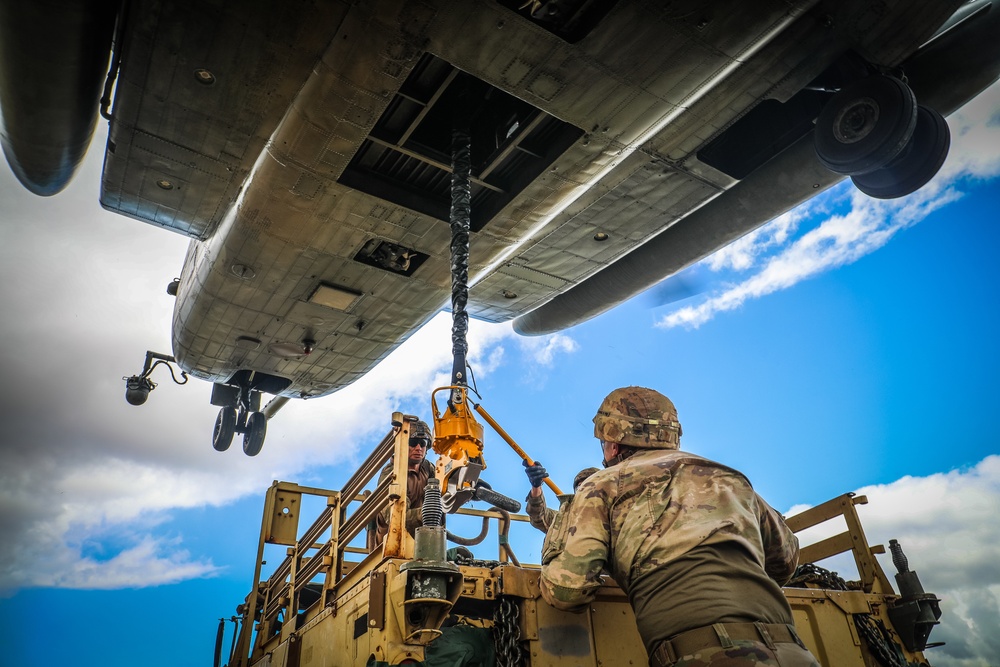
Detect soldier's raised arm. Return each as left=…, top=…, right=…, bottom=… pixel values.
left=539, top=481, right=611, bottom=612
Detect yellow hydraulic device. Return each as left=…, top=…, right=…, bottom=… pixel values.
left=431, top=385, right=485, bottom=512
left=431, top=386, right=523, bottom=514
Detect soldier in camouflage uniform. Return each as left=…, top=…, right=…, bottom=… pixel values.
left=523, top=461, right=600, bottom=532
left=539, top=387, right=820, bottom=667
left=367, top=420, right=436, bottom=550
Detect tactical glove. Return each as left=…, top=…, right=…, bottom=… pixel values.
left=446, top=546, right=474, bottom=562
left=523, top=459, right=548, bottom=488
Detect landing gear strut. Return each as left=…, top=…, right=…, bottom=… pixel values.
left=211, top=382, right=267, bottom=456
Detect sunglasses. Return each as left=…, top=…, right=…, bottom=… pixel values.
left=409, top=438, right=430, bottom=448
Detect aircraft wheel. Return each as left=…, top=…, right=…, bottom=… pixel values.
left=814, top=74, right=917, bottom=175
left=213, top=407, right=237, bottom=451
left=243, top=411, right=267, bottom=457
left=852, top=106, right=950, bottom=199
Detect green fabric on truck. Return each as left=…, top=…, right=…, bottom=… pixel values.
left=426, top=625, right=495, bottom=666
left=365, top=624, right=496, bottom=667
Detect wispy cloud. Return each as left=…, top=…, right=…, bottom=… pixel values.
left=788, top=455, right=1000, bottom=667
left=53, top=536, right=222, bottom=590
left=659, top=184, right=961, bottom=328
left=705, top=206, right=811, bottom=273
left=518, top=332, right=579, bottom=367
left=658, top=82, right=1000, bottom=330
left=0, top=310, right=509, bottom=591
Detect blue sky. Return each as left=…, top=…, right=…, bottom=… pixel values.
left=1, top=82, right=998, bottom=667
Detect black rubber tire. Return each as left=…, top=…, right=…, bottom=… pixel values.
left=852, top=105, right=951, bottom=199
left=243, top=411, right=267, bottom=456
left=213, top=407, right=236, bottom=451
left=814, top=75, right=917, bottom=176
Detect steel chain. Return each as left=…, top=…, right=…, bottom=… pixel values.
left=493, top=596, right=524, bottom=667
left=789, top=564, right=909, bottom=667
left=454, top=555, right=501, bottom=569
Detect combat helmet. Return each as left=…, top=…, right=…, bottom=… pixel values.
left=410, top=420, right=432, bottom=444
left=593, top=386, right=682, bottom=449
left=573, top=467, right=600, bottom=490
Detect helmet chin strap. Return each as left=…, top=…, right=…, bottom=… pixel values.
left=601, top=441, right=629, bottom=468
left=602, top=452, right=628, bottom=468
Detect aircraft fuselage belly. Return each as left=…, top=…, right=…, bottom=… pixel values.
left=95, top=0, right=974, bottom=397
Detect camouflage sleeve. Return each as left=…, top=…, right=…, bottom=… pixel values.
left=404, top=507, right=422, bottom=534
left=525, top=491, right=555, bottom=533
left=756, top=493, right=800, bottom=585
left=539, top=484, right=611, bottom=612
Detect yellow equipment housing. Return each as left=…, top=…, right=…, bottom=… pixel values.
left=431, top=386, right=486, bottom=512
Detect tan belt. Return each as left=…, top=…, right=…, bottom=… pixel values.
left=651, top=622, right=803, bottom=667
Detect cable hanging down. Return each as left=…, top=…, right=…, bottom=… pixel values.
left=429, top=82, right=484, bottom=514
left=431, top=81, right=521, bottom=517
left=449, top=89, right=472, bottom=393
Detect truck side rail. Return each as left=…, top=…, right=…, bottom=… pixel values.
left=786, top=492, right=892, bottom=594
left=230, top=416, right=536, bottom=666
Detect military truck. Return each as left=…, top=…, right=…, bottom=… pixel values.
left=217, top=412, right=942, bottom=667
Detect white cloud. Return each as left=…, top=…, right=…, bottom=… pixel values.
left=2, top=301, right=586, bottom=594
left=658, top=81, right=1000, bottom=330
left=517, top=332, right=579, bottom=367
left=660, top=184, right=962, bottom=328
left=53, top=536, right=222, bottom=590
left=938, top=87, right=1000, bottom=183
left=0, top=308, right=521, bottom=592
left=0, top=311, right=583, bottom=592
left=788, top=456, right=1000, bottom=667
left=705, top=206, right=810, bottom=273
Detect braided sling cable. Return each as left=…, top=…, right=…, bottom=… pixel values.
left=449, top=98, right=471, bottom=390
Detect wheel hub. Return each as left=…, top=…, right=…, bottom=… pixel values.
left=833, top=97, right=879, bottom=144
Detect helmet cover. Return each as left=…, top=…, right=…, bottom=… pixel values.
left=593, top=386, right=682, bottom=449
left=409, top=420, right=432, bottom=444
